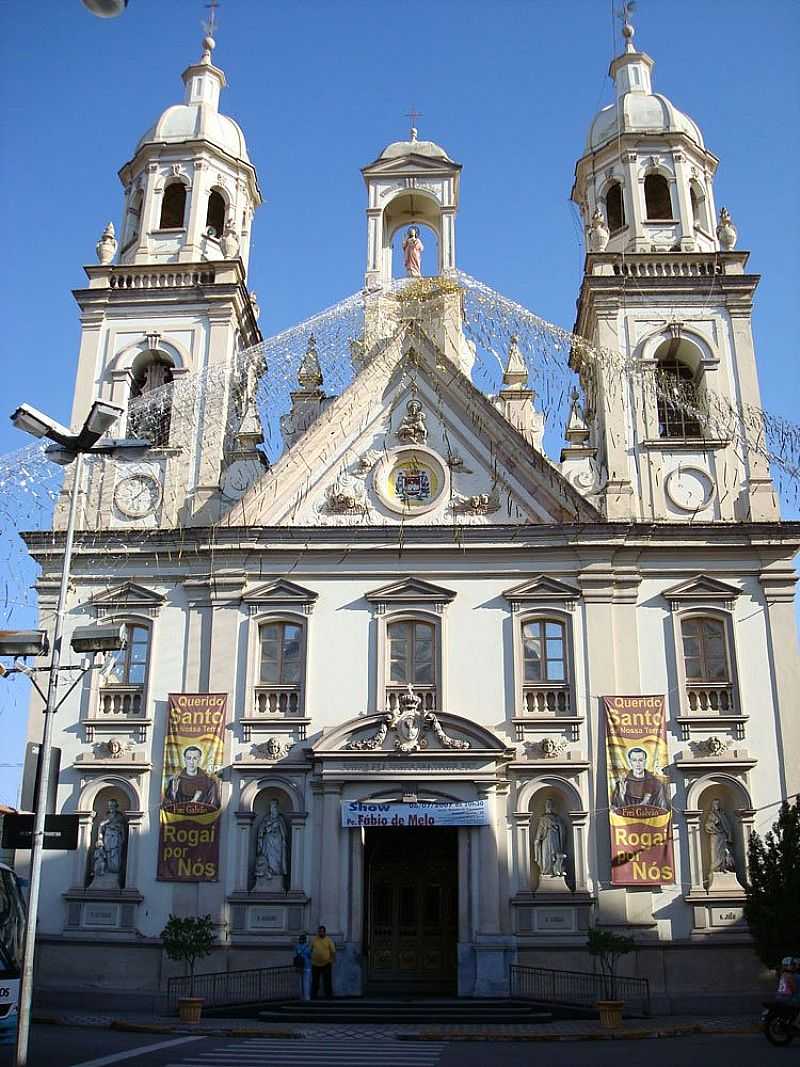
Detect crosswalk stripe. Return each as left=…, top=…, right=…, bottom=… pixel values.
left=164, top=1037, right=446, bottom=1067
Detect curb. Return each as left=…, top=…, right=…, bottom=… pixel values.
left=400, top=1024, right=760, bottom=1042
left=32, top=1015, right=299, bottom=1039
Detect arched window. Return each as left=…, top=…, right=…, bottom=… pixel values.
left=205, top=190, right=226, bottom=238
left=605, top=182, right=625, bottom=232
left=127, top=355, right=175, bottom=447
left=690, top=184, right=706, bottom=231
left=159, top=181, right=186, bottom=229
left=680, top=617, right=729, bottom=684
left=520, top=618, right=570, bottom=713
left=258, top=621, right=302, bottom=685
left=256, top=620, right=304, bottom=716
left=644, top=174, right=673, bottom=221
left=386, top=619, right=436, bottom=710
left=656, top=360, right=703, bottom=438
left=100, top=622, right=151, bottom=717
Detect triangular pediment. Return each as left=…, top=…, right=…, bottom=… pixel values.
left=242, top=578, right=318, bottom=608
left=503, top=574, right=581, bottom=606
left=662, top=574, right=741, bottom=604
left=365, top=576, right=456, bottom=606
left=219, top=324, right=601, bottom=531
left=91, top=582, right=165, bottom=617
left=362, top=153, right=461, bottom=177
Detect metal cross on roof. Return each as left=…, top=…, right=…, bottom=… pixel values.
left=204, top=0, right=220, bottom=37
left=405, top=107, right=423, bottom=140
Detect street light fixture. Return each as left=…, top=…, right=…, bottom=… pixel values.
left=0, top=633, right=50, bottom=659
left=9, top=399, right=148, bottom=1067
left=81, top=0, right=128, bottom=17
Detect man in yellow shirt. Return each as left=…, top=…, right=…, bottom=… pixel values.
left=310, top=924, right=336, bottom=999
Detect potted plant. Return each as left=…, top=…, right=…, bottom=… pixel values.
left=587, top=927, right=635, bottom=1028
left=161, top=913, right=215, bottom=1022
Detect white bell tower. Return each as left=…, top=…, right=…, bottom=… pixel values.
left=63, top=30, right=266, bottom=533
left=568, top=16, right=778, bottom=524
left=361, top=127, right=461, bottom=289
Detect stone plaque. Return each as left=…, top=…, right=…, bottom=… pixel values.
left=83, top=902, right=120, bottom=928
left=248, top=906, right=286, bottom=931
left=710, top=906, right=745, bottom=928
left=534, top=908, right=576, bottom=933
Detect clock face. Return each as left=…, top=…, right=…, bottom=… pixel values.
left=665, top=466, right=714, bottom=513
left=114, top=474, right=162, bottom=519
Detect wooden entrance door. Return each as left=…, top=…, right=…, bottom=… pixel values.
left=364, top=827, right=458, bottom=993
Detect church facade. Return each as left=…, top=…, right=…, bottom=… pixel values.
left=19, top=22, right=800, bottom=1014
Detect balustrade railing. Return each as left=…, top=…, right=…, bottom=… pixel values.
left=510, top=964, right=650, bottom=1015
left=98, top=685, right=144, bottom=717
left=109, top=268, right=216, bottom=290
left=385, top=685, right=436, bottom=713
left=521, top=684, right=571, bottom=715
left=686, top=683, right=735, bottom=713
left=167, top=965, right=295, bottom=1012
left=614, top=258, right=721, bottom=278
left=254, top=685, right=302, bottom=717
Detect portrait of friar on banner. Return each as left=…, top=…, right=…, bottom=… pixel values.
left=604, top=695, right=674, bottom=886
left=158, top=693, right=226, bottom=882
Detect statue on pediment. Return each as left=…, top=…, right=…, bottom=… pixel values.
left=396, top=398, right=428, bottom=445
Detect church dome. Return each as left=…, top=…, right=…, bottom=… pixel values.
left=380, top=135, right=451, bottom=161
left=137, top=104, right=250, bottom=162
left=134, top=35, right=250, bottom=163
left=587, top=92, right=704, bottom=152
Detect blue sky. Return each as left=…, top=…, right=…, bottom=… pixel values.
left=0, top=0, right=797, bottom=803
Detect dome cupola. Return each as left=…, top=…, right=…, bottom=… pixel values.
left=116, top=31, right=261, bottom=270
left=572, top=16, right=722, bottom=255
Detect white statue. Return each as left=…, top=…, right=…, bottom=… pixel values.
left=402, top=227, right=424, bottom=277
left=220, top=217, right=240, bottom=259
left=704, top=798, right=736, bottom=875
left=253, top=799, right=289, bottom=891
left=588, top=208, right=610, bottom=252
left=88, top=798, right=127, bottom=889
left=533, top=798, right=567, bottom=879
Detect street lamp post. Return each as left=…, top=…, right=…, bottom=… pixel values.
left=8, top=399, right=148, bottom=1067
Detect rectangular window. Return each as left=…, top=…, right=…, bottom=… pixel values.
left=259, top=622, right=302, bottom=685
left=522, top=620, right=566, bottom=683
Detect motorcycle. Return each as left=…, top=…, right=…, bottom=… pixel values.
left=762, top=998, right=800, bottom=1046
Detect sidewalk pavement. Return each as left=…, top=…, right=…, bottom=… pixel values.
left=31, top=1008, right=761, bottom=1043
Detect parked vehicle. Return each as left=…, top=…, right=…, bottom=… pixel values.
left=762, top=999, right=800, bottom=1047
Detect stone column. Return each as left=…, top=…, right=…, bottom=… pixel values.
left=672, top=152, right=693, bottom=249
left=234, top=813, right=255, bottom=893
left=684, top=809, right=704, bottom=894
left=133, top=162, right=161, bottom=263
left=569, top=811, right=589, bottom=893
left=72, top=811, right=95, bottom=889
left=736, top=808, right=756, bottom=884
left=124, top=810, right=144, bottom=890
left=511, top=811, right=531, bottom=895
left=760, top=569, right=800, bottom=796
left=622, top=151, right=644, bottom=251
left=477, top=785, right=500, bottom=934
left=317, top=783, right=342, bottom=928
left=288, top=813, right=307, bottom=895
left=441, top=208, right=456, bottom=273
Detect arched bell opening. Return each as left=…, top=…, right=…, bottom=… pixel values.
left=382, top=189, right=445, bottom=281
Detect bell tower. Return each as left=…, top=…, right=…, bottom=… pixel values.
left=65, top=29, right=265, bottom=532
left=569, top=15, right=778, bottom=523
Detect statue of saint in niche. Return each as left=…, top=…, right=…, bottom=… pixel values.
left=533, top=798, right=567, bottom=878
left=253, top=799, right=289, bottom=892
left=88, top=798, right=128, bottom=889
left=703, top=798, right=737, bottom=875
left=402, top=227, right=424, bottom=277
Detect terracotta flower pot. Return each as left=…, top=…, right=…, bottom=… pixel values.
left=596, top=999, right=624, bottom=1028
left=177, top=997, right=204, bottom=1023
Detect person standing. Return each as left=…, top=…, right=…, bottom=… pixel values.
left=310, top=924, right=336, bottom=999
left=293, top=933, right=312, bottom=1001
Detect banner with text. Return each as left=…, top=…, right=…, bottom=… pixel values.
left=604, top=695, right=674, bottom=886
left=341, top=799, right=490, bottom=828
left=157, top=693, right=226, bottom=882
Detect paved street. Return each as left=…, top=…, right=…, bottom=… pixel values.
left=0, top=1026, right=797, bottom=1067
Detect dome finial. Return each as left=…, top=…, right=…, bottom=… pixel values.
left=618, top=0, right=637, bottom=53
